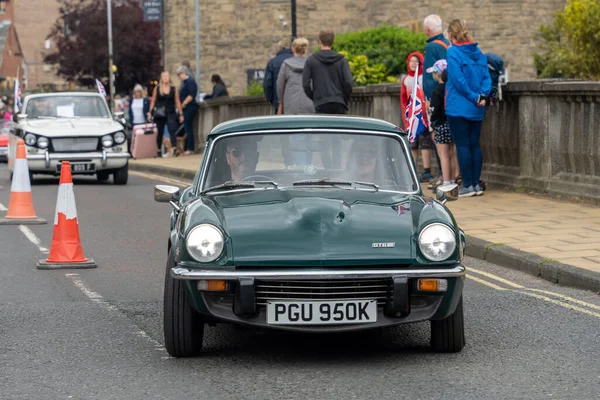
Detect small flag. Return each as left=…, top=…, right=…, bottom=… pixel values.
left=14, top=78, right=22, bottom=114
left=405, top=71, right=428, bottom=143
left=96, top=79, right=107, bottom=97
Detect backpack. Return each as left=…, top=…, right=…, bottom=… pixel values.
left=485, top=53, right=505, bottom=105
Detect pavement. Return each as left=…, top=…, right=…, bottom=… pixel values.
left=1, top=166, right=599, bottom=399
left=131, top=155, right=600, bottom=293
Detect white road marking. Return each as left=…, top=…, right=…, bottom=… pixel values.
left=0, top=201, right=7, bottom=211
left=18, top=225, right=49, bottom=253
left=66, top=273, right=166, bottom=352
left=130, top=170, right=191, bottom=187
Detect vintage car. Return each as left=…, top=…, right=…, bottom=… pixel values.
left=0, top=120, right=9, bottom=162
left=8, top=92, right=130, bottom=184
left=154, top=115, right=466, bottom=357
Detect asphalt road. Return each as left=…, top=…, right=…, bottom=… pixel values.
left=0, top=166, right=599, bottom=400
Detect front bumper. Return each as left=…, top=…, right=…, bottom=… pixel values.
left=174, top=265, right=465, bottom=332
left=26, top=150, right=130, bottom=173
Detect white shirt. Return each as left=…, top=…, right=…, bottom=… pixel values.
left=131, top=98, right=145, bottom=124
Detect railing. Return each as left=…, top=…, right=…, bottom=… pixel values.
left=193, top=80, right=600, bottom=201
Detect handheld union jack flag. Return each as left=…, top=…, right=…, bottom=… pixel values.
left=14, top=79, right=22, bottom=114
left=96, top=79, right=107, bottom=97
left=404, top=75, right=428, bottom=143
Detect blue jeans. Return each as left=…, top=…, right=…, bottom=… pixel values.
left=447, top=116, right=483, bottom=188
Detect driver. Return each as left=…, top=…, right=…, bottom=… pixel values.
left=224, top=138, right=258, bottom=181
left=345, top=139, right=381, bottom=183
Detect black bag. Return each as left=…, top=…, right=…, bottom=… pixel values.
left=153, top=105, right=166, bottom=119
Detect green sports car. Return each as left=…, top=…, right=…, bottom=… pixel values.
left=155, top=115, right=466, bottom=357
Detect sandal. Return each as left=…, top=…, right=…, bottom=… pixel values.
left=428, top=178, right=443, bottom=190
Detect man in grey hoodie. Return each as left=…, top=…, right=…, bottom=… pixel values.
left=302, top=29, right=353, bottom=114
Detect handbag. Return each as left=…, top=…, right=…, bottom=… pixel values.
left=277, top=65, right=287, bottom=115
left=153, top=104, right=166, bottom=119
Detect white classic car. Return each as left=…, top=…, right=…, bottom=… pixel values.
left=8, top=92, right=131, bottom=184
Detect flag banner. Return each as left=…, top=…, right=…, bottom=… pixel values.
left=14, top=79, right=22, bottom=114
left=96, top=79, right=107, bottom=97
left=404, top=88, right=427, bottom=143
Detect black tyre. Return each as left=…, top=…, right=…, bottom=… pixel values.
left=164, top=249, right=205, bottom=357
left=430, top=297, right=465, bottom=353
left=113, top=163, right=128, bottom=185
left=97, top=171, right=110, bottom=181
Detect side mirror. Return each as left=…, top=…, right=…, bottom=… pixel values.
left=114, top=111, right=125, bottom=119
left=154, top=184, right=180, bottom=203
left=14, top=113, right=27, bottom=123
left=436, top=183, right=459, bottom=204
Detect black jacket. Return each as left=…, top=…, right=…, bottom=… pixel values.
left=204, top=83, right=228, bottom=100
left=429, top=82, right=447, bottom=127
left=263, top=48, right=293, bottom=110
left=302, top=50, right=353, bottom=109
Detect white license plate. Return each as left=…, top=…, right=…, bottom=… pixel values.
left=57, top=163, right=95, bottom=173
left=266, top=300, right=377, bottom=325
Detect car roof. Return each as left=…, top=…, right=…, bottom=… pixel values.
left=24, top=92, right=104, bottom=101
left=208, top=115, right=404, bottom=138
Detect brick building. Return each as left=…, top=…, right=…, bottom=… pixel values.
left=165, top=0, right=566, bottom=96
left=0, top=0, right=25, bottom=90
left=12, top=0, right=68, bottom=90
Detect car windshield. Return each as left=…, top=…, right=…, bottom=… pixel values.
left=201, top=132, right=417, bottom=193
left=25, top=96, right=110, bottom=119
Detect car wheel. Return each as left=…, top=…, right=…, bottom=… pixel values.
left=430, top=296, right=465, bottom=353
left=113, top=163, right=128, bottom=185
left=97, top=171, right=110, bottom=181
left=164, top=249, right=205, bottom=357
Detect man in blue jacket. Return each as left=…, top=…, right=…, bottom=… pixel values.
left=263, top=39, right=293, bottom=114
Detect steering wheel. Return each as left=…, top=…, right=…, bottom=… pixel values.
left=240, top=175, right=275, bottom=182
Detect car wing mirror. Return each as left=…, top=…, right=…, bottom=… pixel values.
left=436, top=183, right=459, bottom=204
left=14, top=113, right=27, bottom=123
left=154, top=185, right=181, bottom=203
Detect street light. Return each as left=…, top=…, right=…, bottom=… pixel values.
left=291, top=0, right=296, bottom=40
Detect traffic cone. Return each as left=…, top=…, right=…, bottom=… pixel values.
left=0, top=139, right=46, bottom=225
left=37, top=161, right=96, bottom=270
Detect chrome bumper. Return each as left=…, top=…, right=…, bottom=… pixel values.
left=27, top=150, right=130, bottom=168
left=171, top=265, right=465, bottom=280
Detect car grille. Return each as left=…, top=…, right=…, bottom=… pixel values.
left=52, top=137, right=99, bottom=152
left=255, top=279, right=393, bottom=307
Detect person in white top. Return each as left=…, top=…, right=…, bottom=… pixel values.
left=129, top=84, right=149, bottom=126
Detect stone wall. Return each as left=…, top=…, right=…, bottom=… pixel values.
left=165, top=0, right=565, bottom=95
left=191, top=81, right=600, bottom=201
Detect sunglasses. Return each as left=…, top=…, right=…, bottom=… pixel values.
left=227, top=148, right=243, bottom=158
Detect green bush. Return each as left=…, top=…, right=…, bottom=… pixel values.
left=246, top=80, right=264, bottom=96
left=334, top=25, right=427, bottom=77
left=534, top=0, right=600, bottom=79
left=339, top=52, right=398, bottom=86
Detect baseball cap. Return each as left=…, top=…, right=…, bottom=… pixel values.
left=426, top=59, right=448, bottom=74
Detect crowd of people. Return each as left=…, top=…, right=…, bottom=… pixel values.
left=262, top=16, right=492, bottom=198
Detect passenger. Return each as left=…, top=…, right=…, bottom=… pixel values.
left=224, top=139, right=259, bottom=182
left=345, top=140, right=384, bottom=184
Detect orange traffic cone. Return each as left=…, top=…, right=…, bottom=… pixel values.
left=0, top=140, right=47, bottom=225
left=37, top=161, right=96, bottom=269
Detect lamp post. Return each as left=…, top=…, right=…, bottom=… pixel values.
left=107, top=0, right=115, bottom=112
left=195, top=0, right=200, bottom=85
left=291, top=0, right=297, bottom=40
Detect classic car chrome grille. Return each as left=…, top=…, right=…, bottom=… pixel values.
left=52, top=137, right=99, bottom=152
left=255, top=279, right=393, bottom=307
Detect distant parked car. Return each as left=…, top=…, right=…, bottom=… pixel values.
left=8, top=92, right=130, bottom=184
left=0, top=120, right=9, bottom=162
left=155, top=115, right=467, bottom=357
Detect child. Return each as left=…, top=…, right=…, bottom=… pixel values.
left=401, top=52, right=432, bottom=182
left=427, top=59, right=459, bottom=187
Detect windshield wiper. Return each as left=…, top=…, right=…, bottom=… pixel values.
left=293, top=178, right=379, bottom=191
left=36, top=116, right=57, bottom=119
left=201, top=180, right=278, bottom=195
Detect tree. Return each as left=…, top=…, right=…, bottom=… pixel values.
left=534, top=0, right=600, bottom=79
left=45, top=0, right=161, bottom=93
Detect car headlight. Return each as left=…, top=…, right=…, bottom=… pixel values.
left=101, top=134, right=114, bottom=148
left=113, top=131, right=126, bottom=144
left=186, top=224, right=225, bottom=263
left=24, top=133, right=37, bottom=146
left=37, top=136, right=49, bottom=149
left=418, top=223, right=457, bottom=262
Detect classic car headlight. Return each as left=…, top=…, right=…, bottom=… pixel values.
left=101, top=134, right=114, bottom=148
left=37, top=136, right=49, bottom=149
left=113, top=131, right=126, bottom=144
left=24, top=133, right=37, bottom=146
left=186, top=224, right=225, bottom=263
left=418, top=223, right=457, bottom=262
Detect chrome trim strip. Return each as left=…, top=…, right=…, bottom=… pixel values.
left=44, top=150, right=50, bottom=167
left=198, top=129, right=419, bottom=194
left=27, top=152, right=130, bottom=161
left=170, top=265, right=465, bottom=280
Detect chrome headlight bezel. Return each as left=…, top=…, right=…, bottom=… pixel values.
left=101, top=134, right=114, bottom=148
left=37, top=136, right=49, bottom=149
left=185, top=224, right=225, bottom=263
left=24, top=133, right=37, bottom=146
left=418, top=223, right=457, bottom=262
left=113, top=131, right=126, bottom=144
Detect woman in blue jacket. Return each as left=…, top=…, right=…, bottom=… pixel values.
left=445, top=19, right=491, bottom=197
